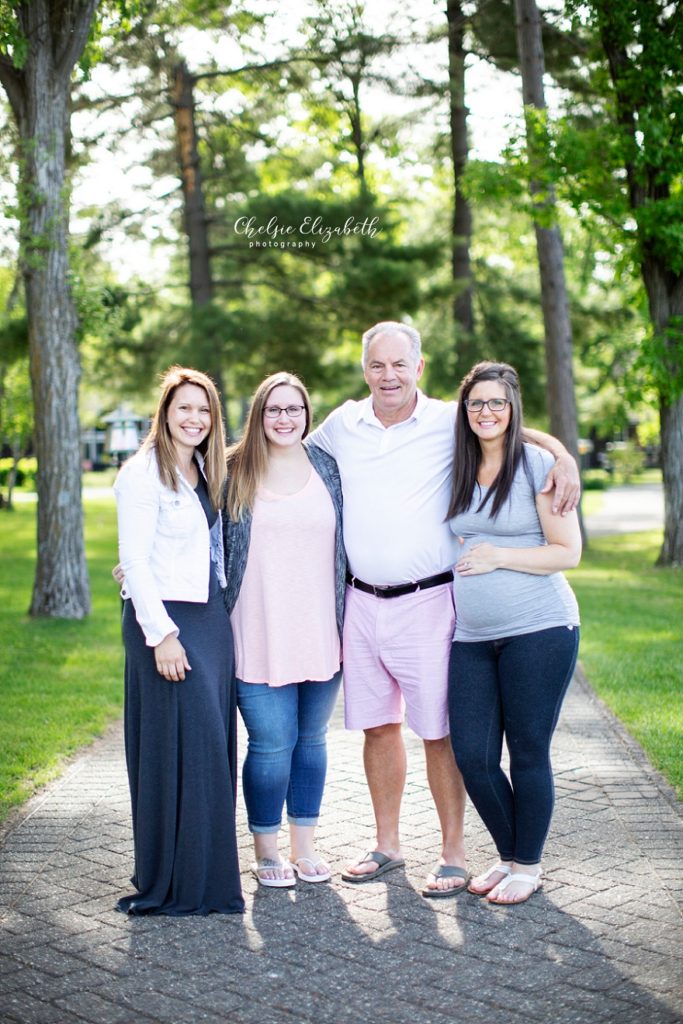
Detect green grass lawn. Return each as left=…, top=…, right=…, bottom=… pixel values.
left=0, top=501, right=680, bottom=824
left=0, top=500, right=123, bottom=823
left=568, top=530, right=683, bottom=799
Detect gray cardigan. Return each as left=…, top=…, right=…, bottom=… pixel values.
left=222, top=443, right=346, bottom=642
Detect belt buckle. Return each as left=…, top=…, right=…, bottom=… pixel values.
left=372, top=584, right=393, bottom=597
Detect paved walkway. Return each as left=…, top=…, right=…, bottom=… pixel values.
left=583, top=482, right=664, bottom=536
left=1, top=666, right=681, bottom=1024
left=2, top=481, right=677, bottom=1023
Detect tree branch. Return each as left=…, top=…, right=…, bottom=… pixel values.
left=192, top=53, right=327, bottom=85
left=54, top=0, right=101, bottom=81
left=0, top=54, right=25, bottom=122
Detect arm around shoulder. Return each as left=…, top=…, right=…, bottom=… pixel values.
left=521, top=427, right=580, bottom=515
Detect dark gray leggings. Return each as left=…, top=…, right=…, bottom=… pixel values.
left=448, top=625, right=579, bottom=865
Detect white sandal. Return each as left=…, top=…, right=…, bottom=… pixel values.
left=487, top=870, right=543, bottom=905
left=468, top=862, right=512, bottom=895
left=288, top=856, right=331, bottom=883
left=252, top=857, right=296, bottom=888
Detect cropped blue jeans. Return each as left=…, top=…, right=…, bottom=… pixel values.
left=236, top=671, right=342, bottom=834
left=448, top=626, right=579, bottom=865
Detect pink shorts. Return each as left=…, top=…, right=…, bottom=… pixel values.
left=342, top=583, right=455, bottom=740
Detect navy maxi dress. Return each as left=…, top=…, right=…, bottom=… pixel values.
left=117, top=474, right=244, bottom=916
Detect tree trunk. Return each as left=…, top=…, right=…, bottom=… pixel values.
left=658, top=394, right=683, bottom=566
left=24, top=86, right=89, bottom=617
left=447, top=0, right=475, bottom=349
left=172, top=61, right=229, bottom=436
left=0, top=0, right=97, bottom=618
left=532, top=227, right=580, bottom=453
left=514, top=0, right=584, bottom=536
left=642, top=260, right=683, bottom=566
left=349, top=72, right=367, bottom=195
left=173, top=61, right=213, bottom=307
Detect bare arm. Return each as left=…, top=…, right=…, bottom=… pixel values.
left=522, top=427, right=580, bottom=516
left=455, top=493, right=582, bottom=577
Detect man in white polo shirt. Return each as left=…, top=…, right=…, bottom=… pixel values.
left=309, top=321, right=579, bottom=895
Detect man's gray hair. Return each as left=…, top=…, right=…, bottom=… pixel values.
left=361, top=321, right=422, bottom=369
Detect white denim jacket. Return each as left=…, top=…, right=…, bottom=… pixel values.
left=114, top=447, right=227, bottom=647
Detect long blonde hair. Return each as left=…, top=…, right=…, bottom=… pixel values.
left=226, top=372, right=312, bottom=520
left=141, top=365, right=227, bottom=510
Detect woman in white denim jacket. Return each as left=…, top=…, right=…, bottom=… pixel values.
left=113, top=365, right=243, bottom=916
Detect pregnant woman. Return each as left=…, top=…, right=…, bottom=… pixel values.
left=447, top=361, right=581, bottom=906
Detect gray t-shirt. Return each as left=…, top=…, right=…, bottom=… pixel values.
left=449, top=444, right=580, bottom=642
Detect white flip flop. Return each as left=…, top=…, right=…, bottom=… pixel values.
left=468, top=862, right=512, bottom=895
left=487, top=870, right=543, bottom=905
left=252, top=857, right=296, bottom=888
left=288, top=856, right=332, bottom=883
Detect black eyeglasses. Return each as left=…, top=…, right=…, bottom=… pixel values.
left=463, top=398, right=510, bottom=413
left=263, top=404, right=305, bottom=419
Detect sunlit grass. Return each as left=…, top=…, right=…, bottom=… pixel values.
left=0, top=505, right=680, bottom=824
left=0, top=500, right=123, bottom=822
left=568, top=530, right=682, bottom=798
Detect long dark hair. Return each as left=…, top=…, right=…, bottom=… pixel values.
left=447, top=361, right=524, bottom=520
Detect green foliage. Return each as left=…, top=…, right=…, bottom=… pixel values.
left=471, top=0, right=682, bottom=436
left=635, top=409, right=660, bottom=450
left=0, top=1, right=28, bottom=69
left=559, top=0, right=683, bottom=400
left=80, top=1, right=150, bottom=80
left=71, top=253, right=144, bottom=348
left=65, top=0, right=445, bottom=412
left=0, top=454, right=36, bottom=488
left=603, top=441, right=646, bottom=483
left=469, top=0, right=588, bottom=90
left=0, top=1, right=147, bottom=77
left=582, top=468, right=610, bottom=490
left=0, top=273, right=32, bottom=495
left=0, top=343, right=31, bottom=419
left=417, top=193, right=553, bottom=414
left=0, top=362, right=33, bottom=505
left=0, top=310, right=26, bottom=362
left=126, top=179, right=443, bottom=409
left=636, top=319, right=683, bottom=404
left=49, top=0, right=674, bottom=458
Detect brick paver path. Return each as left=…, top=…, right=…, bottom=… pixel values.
left=1, top=670, right=681, bottom=1024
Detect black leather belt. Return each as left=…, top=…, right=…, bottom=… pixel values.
left=345, top=570, right=454, bottom=599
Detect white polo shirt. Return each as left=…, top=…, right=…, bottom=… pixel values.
left=309, top=391, right=460, bottom=586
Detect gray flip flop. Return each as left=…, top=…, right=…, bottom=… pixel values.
left=421, top=864, right=470, bottom=898
left=341, top=851, right=405, bottom=884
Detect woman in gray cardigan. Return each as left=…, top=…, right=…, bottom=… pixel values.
left=223, top=372, right=346, bottom=888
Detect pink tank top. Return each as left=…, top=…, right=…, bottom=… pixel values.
left=230, top=468, right=341, bottom=685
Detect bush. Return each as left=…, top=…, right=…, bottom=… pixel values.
left=606, top=442, right=646, bottom=483
left=0, top=457, right=37, bottom=490
left=582, top=469, right=610, bottom=490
